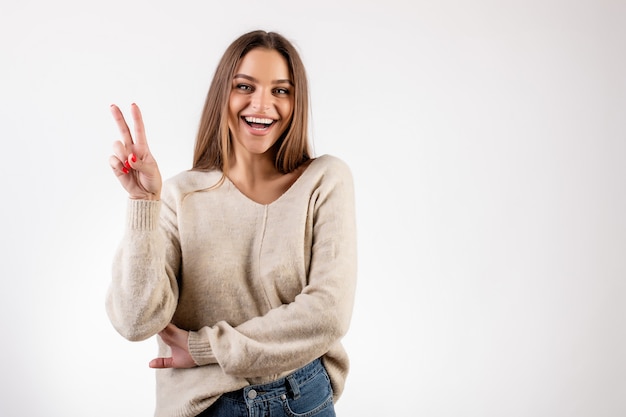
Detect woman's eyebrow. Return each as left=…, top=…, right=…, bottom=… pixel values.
left=233, top=73, right=294, bottom=86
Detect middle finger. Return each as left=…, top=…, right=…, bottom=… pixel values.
left=110, top=104, right=134, bottom=148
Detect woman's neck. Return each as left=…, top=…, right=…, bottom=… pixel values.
left=225, top=151, right=309, bottom=205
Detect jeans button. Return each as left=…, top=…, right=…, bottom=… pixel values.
left=247, top=389, right=257, bottom=399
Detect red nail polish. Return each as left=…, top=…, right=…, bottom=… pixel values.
left=124, top=160, right=131, bottom=169
left=130, top=153, right=137, bottom=163
left=122, top=167, right=129, bottom=174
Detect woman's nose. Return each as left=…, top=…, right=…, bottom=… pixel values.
left=251, top=90, right=271, bottom=112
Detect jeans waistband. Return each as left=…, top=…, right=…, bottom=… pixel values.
left=222, top=358, right=324, bottom=403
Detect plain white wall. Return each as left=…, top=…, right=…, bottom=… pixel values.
left=1, top=0, right=624, bottom=416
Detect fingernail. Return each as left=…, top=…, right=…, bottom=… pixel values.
left=124, top=160, right=131, bottom=169
left=130, top=153, right=137, bottom=163
left=122, top=167, right=129, bottom=174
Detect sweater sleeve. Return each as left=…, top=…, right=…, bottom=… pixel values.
left=105, top=189, right=181, bottom=342
left=188, top=158, right=357, bottom=377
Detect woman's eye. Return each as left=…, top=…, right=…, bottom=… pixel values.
left=273, top=88, right=290, bottom=95
left=236, top=84, right=252, bottom=91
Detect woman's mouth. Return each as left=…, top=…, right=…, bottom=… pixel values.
left=242, top=116, right=275, bottom=131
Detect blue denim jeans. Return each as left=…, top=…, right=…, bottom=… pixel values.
left=198, top=358, right=336, bottom=417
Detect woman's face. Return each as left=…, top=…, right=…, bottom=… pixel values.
left=228, top=48, right=294, bottom=159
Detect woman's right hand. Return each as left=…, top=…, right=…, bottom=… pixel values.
left=109, top=103, right=162, bottom=200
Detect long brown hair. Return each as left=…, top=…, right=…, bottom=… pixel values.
left=192, top=30, right=311, bottom=176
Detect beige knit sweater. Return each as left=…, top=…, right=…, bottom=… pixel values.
left=106, top=154, right=357, bottom=417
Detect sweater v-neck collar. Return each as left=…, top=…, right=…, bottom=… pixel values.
left=224, top=156, right=321, bottom=207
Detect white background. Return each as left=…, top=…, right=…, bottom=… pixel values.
left=1, top=0, right=625, bottom=416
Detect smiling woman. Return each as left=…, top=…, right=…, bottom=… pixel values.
left=106, top=30, right=357, bottom=417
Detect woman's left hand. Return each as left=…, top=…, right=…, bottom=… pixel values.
left=149, top=323, right=197, bottom=369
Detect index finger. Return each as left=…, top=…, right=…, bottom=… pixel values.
left=130, top=103, right=148, bottom=147
left=110, top=104, right=134, bottom=149
left=149, top=357, right=174, bottom=369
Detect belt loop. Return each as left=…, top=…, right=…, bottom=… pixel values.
left=286, top=374, right=301, bottom=400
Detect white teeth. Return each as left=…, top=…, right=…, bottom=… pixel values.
left=244, top=116, right=273, bottom=124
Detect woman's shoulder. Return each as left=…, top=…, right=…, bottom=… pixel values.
left=308, top=154, right=353, bottom=178
left=162, top=169, right=224, bottom=198
left=295, top=154, right=354, bottom=196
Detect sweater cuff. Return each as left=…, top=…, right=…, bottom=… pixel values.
left=188, top=328, right=218, bottom=366
left=127, top=199, right=160, bottom=231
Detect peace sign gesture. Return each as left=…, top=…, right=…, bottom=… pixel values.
left=109, top=103, right=162, bottom=200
